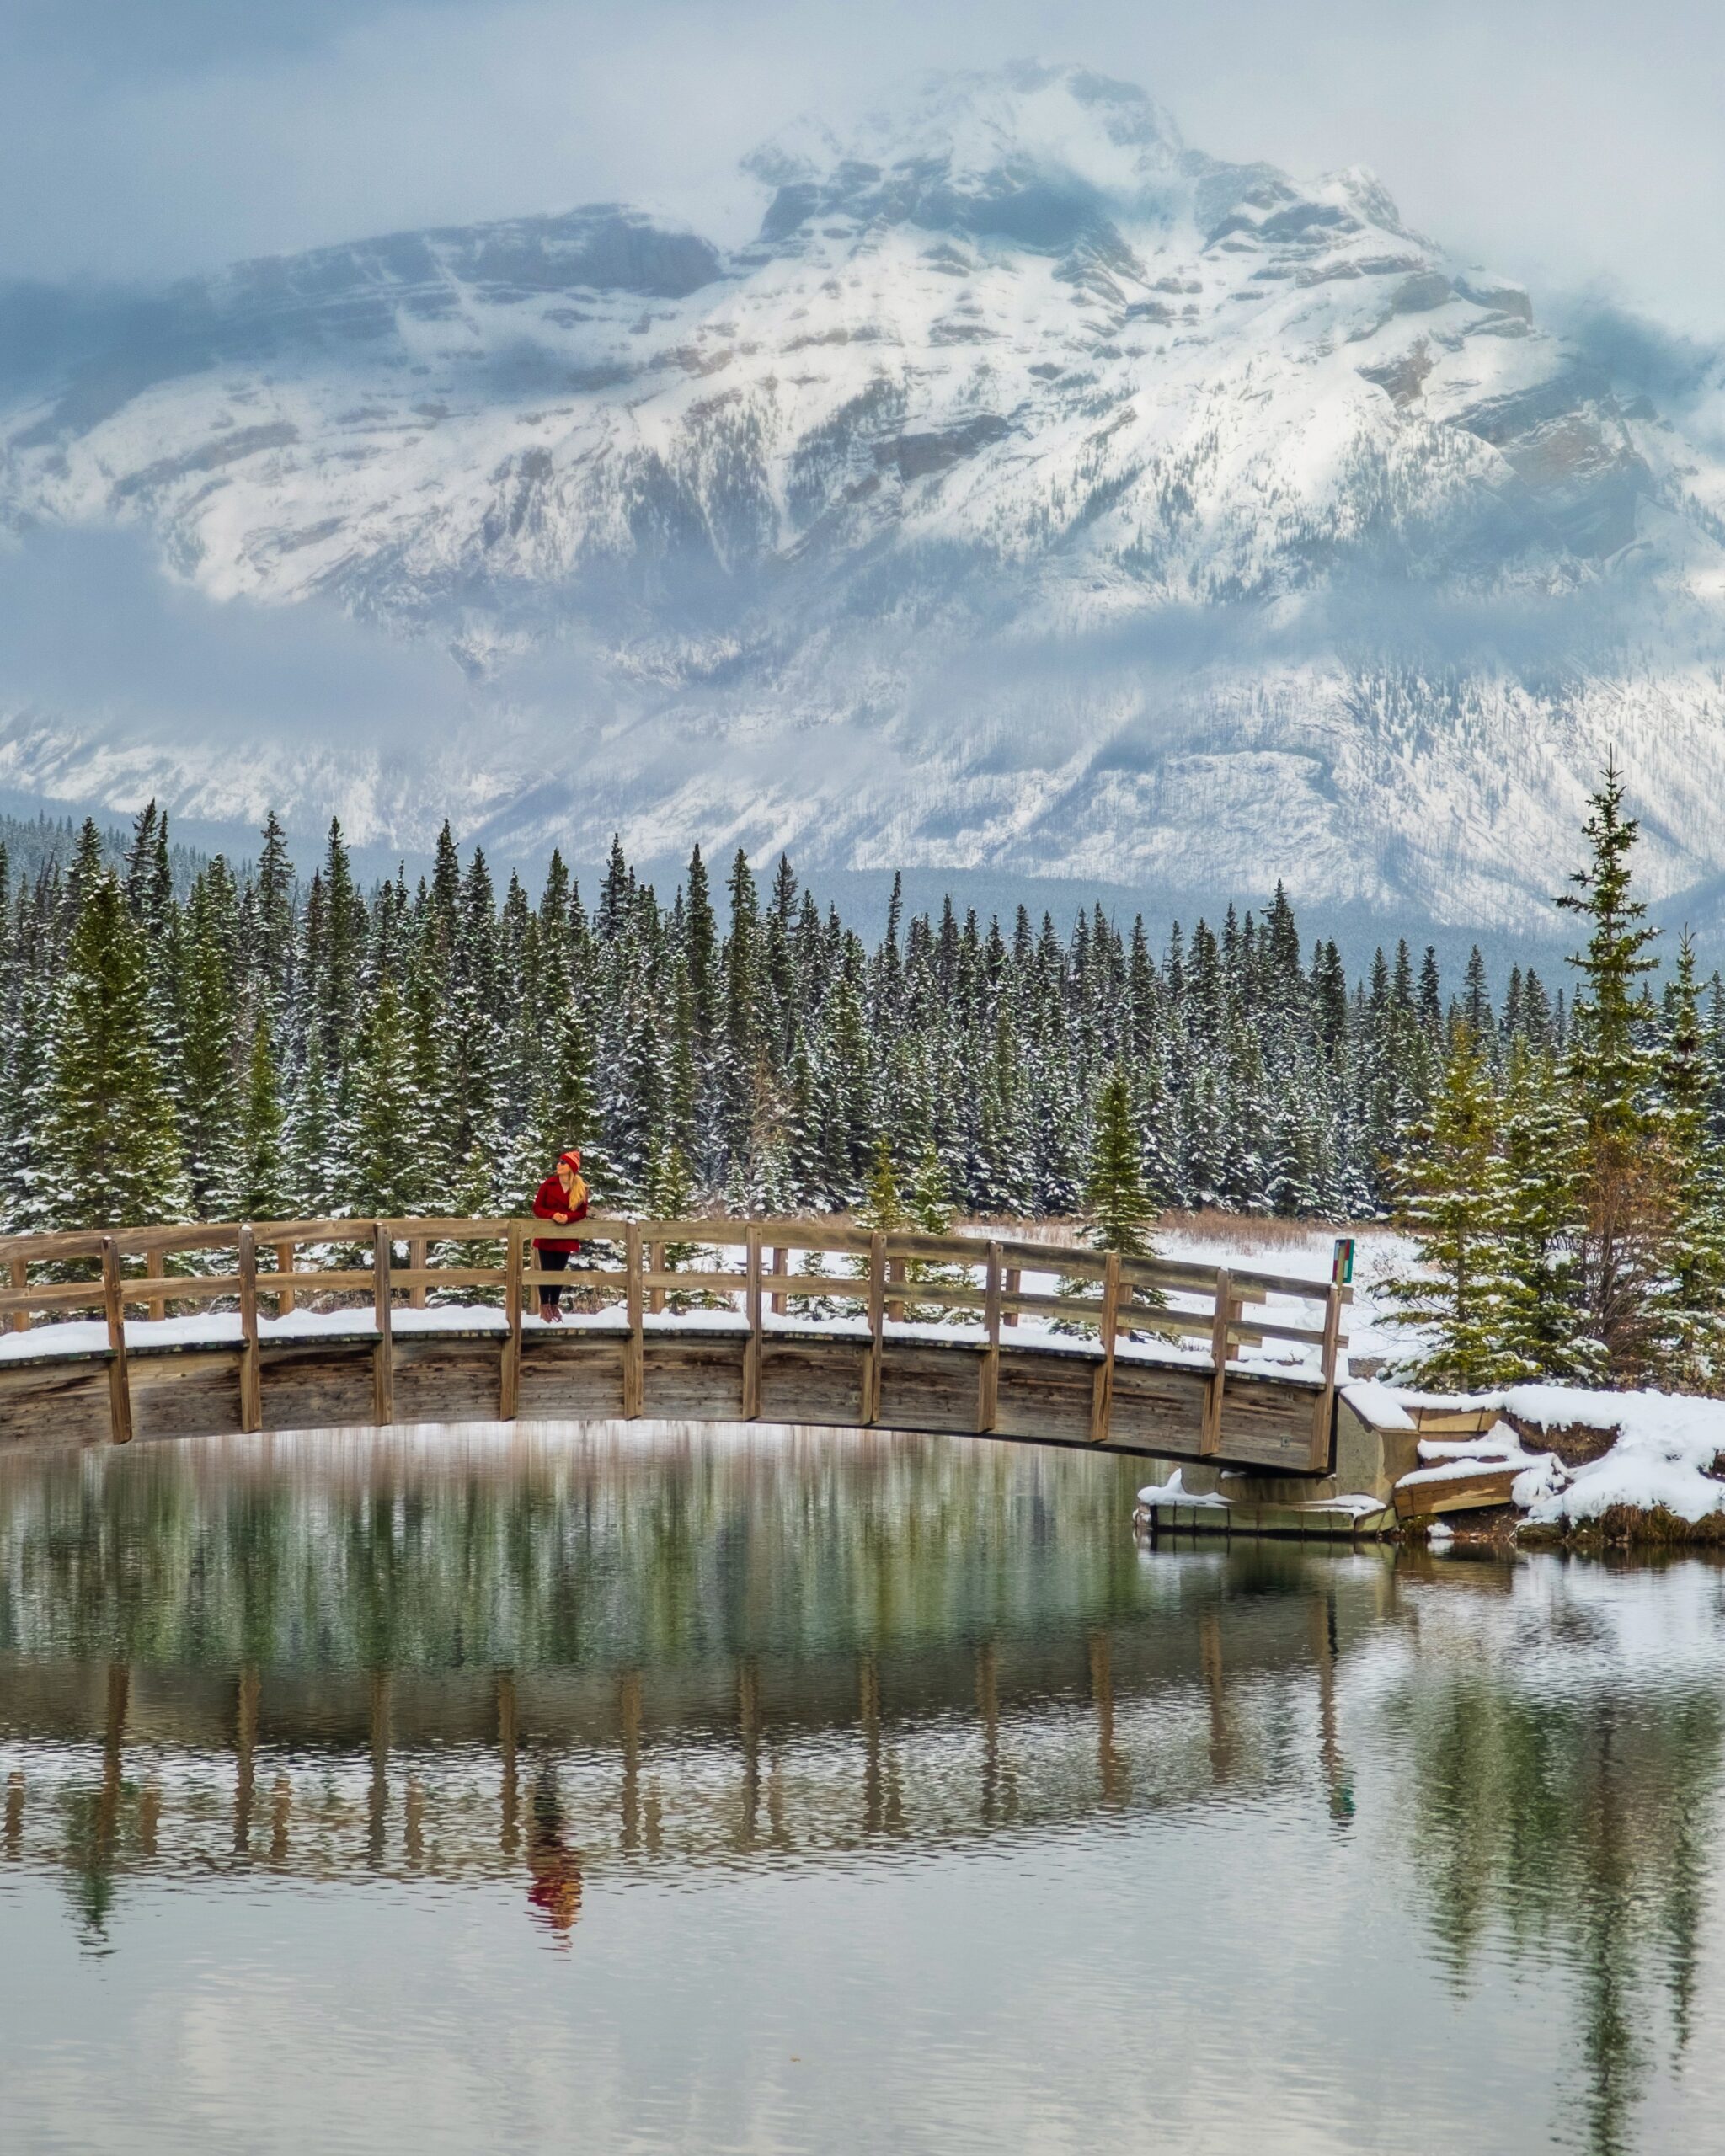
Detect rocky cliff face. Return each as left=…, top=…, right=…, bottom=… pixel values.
left=3, top=61, right=1724, bottom=926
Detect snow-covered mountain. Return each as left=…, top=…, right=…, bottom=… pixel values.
left=4, top=61, right=1725, bottom=928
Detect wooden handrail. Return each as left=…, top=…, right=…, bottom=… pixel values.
left=0, top=1214, right=1349, bottom=1374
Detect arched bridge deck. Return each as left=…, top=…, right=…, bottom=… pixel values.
left=0, top=1215, right=1348, bottom=1473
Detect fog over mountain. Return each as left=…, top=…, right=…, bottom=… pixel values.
left=3, top=60, right=1725, bottom=931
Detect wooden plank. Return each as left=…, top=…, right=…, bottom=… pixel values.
left=742, top=1222, right=762, bottom=1420
left=274, top=1241, right=296, bottom=1315
left=897, top=1278, right=988, bottom=1317
left=863, top=1230, right=886, bottom=1425
left=0, top=1280, right=104, bottom=1317
left=100, top=1238, right=133, bottom=1446
left=1310, top=1282, right=1342, bottom=1470
left=1393, top=1465, right=1521, bottom=1519
left=8, top=1255, right=26, bottom=1335
left=985, top=1235, right=1110, bottom=1281
left=624, top=1221, right=644, bottom=1419
left=372, top=1224, right=394, bottom=1428
left=521, top=1267, right=629, bottom=1291
left=770, top=1242, right=788, bottom=1318
left=137, top=1246, right=165, bottom=1321
left=1405, top=1406, right=1498, bottom=1435
left=1090, top=1251, right=1121, bottom=1444
left=30, top=1273, right=239, bottom=1310
left=1003, top=1267, right=1020, bottom=1330
left=378, top=1215, right=523, bottom=1241
left=886, top=1254, right=905, bottom=1325
left=0, top=1228, right=107, bottom=1266
left=406, top=1236, right=428, bottom=1311
left=639, top=1269, right=748, bottom=1294
left=1200, top=1266, right=1231, bottom=1457
left=237, top=1225, right=263, bottom=1433
left=499, top=1223, right=523, bottom=1421
left=390, top=1267, right=506, bottom=1291
left=978, top=1241, right=1002, bottom=1433
left=638, top=1217, right=749, bottom=1247
left=649, top=1240, right=665, bottom=1318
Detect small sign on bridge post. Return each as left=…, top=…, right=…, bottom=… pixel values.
left=1332, top=1236, right=1355, bottom=1288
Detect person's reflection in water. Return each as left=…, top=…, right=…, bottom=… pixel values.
left=525, top=1773, right=583, bottom=1943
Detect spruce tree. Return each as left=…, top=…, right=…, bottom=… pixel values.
left=1654, top=934, right=1725, bottom=1385
left=1084, top=1065, right=1155, bottom=1257
left=339, top=971, right=422, bottom=1219
left=35, top=868, right=186, bottom=1230
left=1386, top=1025, right=1534, bottom=1390
left=1557, top=760, right=1672, bottom=1378
left=236, top=1011, right=286, bottom=1221
left=1498, top=1037, right=1594, bottom=1379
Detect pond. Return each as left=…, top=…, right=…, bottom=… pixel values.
left=3, top=1424, right=1722, bottom=2156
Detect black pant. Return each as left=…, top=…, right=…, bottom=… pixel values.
left=537, top=1246, right=575, bottom=1310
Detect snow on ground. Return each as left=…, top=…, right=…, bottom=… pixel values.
left=1369, top=1381, right=1725, bottom=1529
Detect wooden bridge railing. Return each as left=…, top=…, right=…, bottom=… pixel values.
left=0, top=1215, right=1348, bottom=1460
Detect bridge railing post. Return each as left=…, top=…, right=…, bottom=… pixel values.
left=100, top=1237, right=134, bottom=1445
left=1201, top=1265, right=1232, bottom=1457
left=274, top=1241, right=296, bottom=1315
left=1090, top=1251, right=1121, bottom=1444
left=863, top=1230, right=886, bottom=1425
left=624, top=1221, right=644, bottom=1419
left=743, top=1222, right=762, bottom=1420
left=238, top=1224, right=263, bottom=1433
left=1310, top=1279, right=1343, bottom=1470
left=9, top=1255, right=27, bottom=1335
left=500, top=1222, right=523, bottom=1421
left=372, top=1222, right=394, bottom=1428
left=978, top=1241, right=1002, bottom=1433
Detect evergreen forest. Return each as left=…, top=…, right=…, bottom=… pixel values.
left=5, top=770, right=1725, bottom=1391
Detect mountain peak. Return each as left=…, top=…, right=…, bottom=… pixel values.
left=745, top=61, right=1183, bottom=204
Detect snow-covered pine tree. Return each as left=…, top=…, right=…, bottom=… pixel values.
left=236, top=1010, right=286, bottom=1222
left=35, top=867, right=186, bottom=1230
left=1386, top=1023, right=1535, bottom=1389
left=1556, top=758, right=1674, bottom=1380
left=177, top=869, right=244, bottom=1219
left=1084, top=1064, right=1156, bottom=1258
left=1496, top=1035, right=1594, bottom=1379
left=1653, top=933, right=1725, bottom=1387
left=339, top=970, right=424, bottom=1220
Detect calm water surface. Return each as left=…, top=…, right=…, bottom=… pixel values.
left=3, top=1423, right=1723, bottom=2155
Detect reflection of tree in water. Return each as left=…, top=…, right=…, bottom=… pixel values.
left=1405, top=1653, right=1721, bottom=2156
left=0, top=1435, right=1145, bottom=1678
left=525, top=1773, right=583, bottom=1941
left=56, top=1666, right=135, bottom=1955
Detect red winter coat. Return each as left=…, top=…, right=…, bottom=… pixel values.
left=531, top=1175, right=590, bottom=1252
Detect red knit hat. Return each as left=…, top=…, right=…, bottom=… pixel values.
left=558, top=1149, right=582, bottom=1171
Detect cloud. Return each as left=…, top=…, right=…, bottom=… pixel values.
left=2, top=3, right=1723, bottom=338
left=0, top=524, right=473, bottom=744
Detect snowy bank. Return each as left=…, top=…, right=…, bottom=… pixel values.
left=1386, top=1384, right=1725, bottom=1542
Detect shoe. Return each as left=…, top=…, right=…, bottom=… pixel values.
left=541, top=1306, right=563, bottom=1325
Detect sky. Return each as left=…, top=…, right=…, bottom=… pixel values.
left=6, top=0, right=1725, bottom=338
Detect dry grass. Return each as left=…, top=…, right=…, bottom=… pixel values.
left=1149, top=1208, right=1392, bottom=1255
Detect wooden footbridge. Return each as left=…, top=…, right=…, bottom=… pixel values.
left=0, top=1216, right=1347, bottom=1472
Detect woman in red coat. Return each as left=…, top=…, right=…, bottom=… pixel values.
left=531, top=1149, right=590, bottom=1321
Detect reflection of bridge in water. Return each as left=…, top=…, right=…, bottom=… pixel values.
left=2, top=1566, right=1387, bottom=1913
left=3, top=1595, right=1371, bottom=1897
